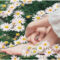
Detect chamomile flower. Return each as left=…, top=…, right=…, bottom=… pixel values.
left=9, top=43, right=14, bottom=47
left=32, top=15, right=41, bottom=21
left=37, top=10, right=45, bottom=16
left=16, top=17, right=25, bottom=24
left=44, top=49, right=54, bottom=56
left=14, top=2, right=21, bottom=6
left=0, top=23, right=12, bottom=31
left=11, top=55, right=19, bottom=60
left=37, top=45, right=44, bottom=52
left=19, top=35, right=27, bottom=43
left=0, top=41, right=6, bottom=48
left=42, top=41, right=50, bottom=48
left=8, top=4, right=17, bottom=10
left=14, top=11, right=24, bottom=17
left=53, top=3, right=60, bottom=9
left=45, top=7, right=54, bottom=13
left=14, top=40, right=21, bottom=45
left=14, top=24, right=24, bottom=32
left=31, top=49, right=38, bottom=55
left=10, top=0, right=19, bottom=3
left=0, top=11, right=3, bottom=14
left=5, top=10, right=13, bottom=16
left=52, top=44, right=60, bottom=51
left=23, top=50, right=32, bottom=57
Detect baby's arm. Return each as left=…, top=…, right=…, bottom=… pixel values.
left=48, top=9, right=60, bottom=38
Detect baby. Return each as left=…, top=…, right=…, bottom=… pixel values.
left=0, top=9, right=60, bottom=55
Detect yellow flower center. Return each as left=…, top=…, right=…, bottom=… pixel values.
left=2, top=45, right=5, bottom=48
left=36, top=17, right=40, bottom=20
left=18, top=20, right=22, bottom=23
left=23, top=37, right=26, bottom=40
left=10, top=6, right=14, bottom=8
left=57, top=58, right=60, bottom=60
left=47, top=51, right=51, bottom=54
left=44, top=43, right=47, bottom=46
left=26, top=51, right=29, bottom=54
left=55, top=45, right=59, bottom=49
left=5, top=26, right=9, bottom=28
left=28, top=46, right=31, bottom=49
left=4, top=41, right=8, bottom=44
left=16, top=12, right=20, bottom=15
left=33, top=50, right=36, bottom=53
left=21, top=3, right=24, bottom=6
left=17, top=26, right=22, bottom=29
left=39, top=46, right=42, bottom=50
left=28, top=0, right=32, bottom=2
left=0, top=11, right=2, bottom=13
left=26, top=15, right=31, bottom=18
left=23, top=0, right=26, bottom=2
left=13, top=38, right=16, bottom=40
left=9, top=44, right=14, bottom=47
left=49, top=9, right=52, bottom=11
left=56, top=5, right=59, bottom=8
left=16, top=33, right=20, bottom=36
left=16, top=41, right=20, bottom=44
left=13, top=0, right=17, bottom=2
left=2, top=4, right=6, bottom=7
left=14, top=57, right=17, bottom=60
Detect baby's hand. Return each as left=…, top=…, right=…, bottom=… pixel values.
left=27, top=27, right=47, bottom=44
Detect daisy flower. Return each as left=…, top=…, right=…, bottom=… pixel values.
left=32, top=15, right=41, bottom=21
left=44, top=49, right=54, bottom=57
left=37, top=45, right=44, bottom=52
left=14, top=40, right=21, bottom=45
left=42, top=41, right=50, bottom=49
left=31, top=49, right=38, bottom=55
left=5, top=9, right=13, bottom=16
left=53, top=3, right=60, bottom=9
left=0, top=41, right=6, bottom=48
left=11, top=55, right=19, bottom=60
left=10, top=0, right=19, bottom=3
left=14, top=24, right=24, bottom=32
left=19, top=35, right=27, bottom=43
left=0, top=23, right=12, bottom=31
left=0, top=11, right=3, bottom=14
left=37, top=10, right=45, bottom=16
left=16, top=17, right=25, bottom=24
left=9, top=43, right=14, bottom=47
left=8, top=4, right=17, bottom=10
left=22, top=50, right=32, bottom=57
left=45, top=7, right=54, bottom=13
left=14, top=2, right=21, bottom=6
left=52, top=44, right=60, bottom=51
left=14, top=11, right=24, bottom=17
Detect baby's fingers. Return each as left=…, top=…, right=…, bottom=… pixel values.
left=27, top=33, right=38, bottom=44
left=38, top=33, right=45, bottom=41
